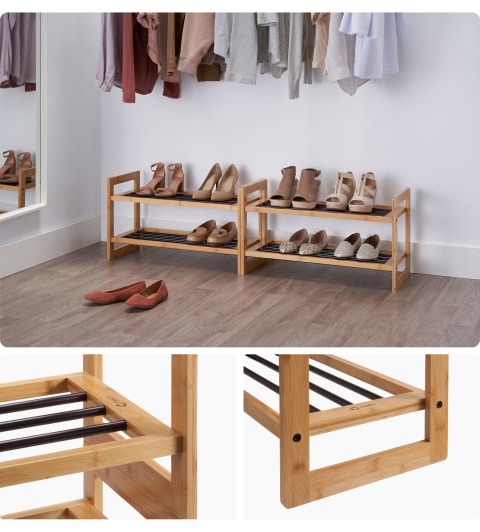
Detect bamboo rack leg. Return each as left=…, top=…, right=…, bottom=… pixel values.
left=279, top=355, right=310, bottom=509
left=83, top=355, right=104, bottom=515
left=425, top=354, right=448, bottom=463
left=171, top=355, right=198, bottom=519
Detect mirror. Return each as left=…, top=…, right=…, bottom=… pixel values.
left=0, top=13, right=42, bottom=219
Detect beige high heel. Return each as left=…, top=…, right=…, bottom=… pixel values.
left=348, top=172, right=376, bottom=213
left=137, top=162, right=165, bottom=196
left=325, top=171, right=355, bottom=211
left=0, top=150, right=16, bottom=179
left=0, top=152, right=32, bottom=185
left=154, top=163, right=184, bottom=198
left=192, top=163, right=222, bottom=200
left=211, top=164, right=238, bottom=201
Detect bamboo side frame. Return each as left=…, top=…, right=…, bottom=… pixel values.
left=0, top=354, right=198, bottom=519
left=244, top=354, right=448, bottom=509
left=0, top=167, right=36, bottom=210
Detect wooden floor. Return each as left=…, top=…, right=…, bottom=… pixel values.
left=1, top=242, right=479, bottom=348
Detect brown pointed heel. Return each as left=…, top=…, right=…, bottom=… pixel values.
left=211, top=164, right=238, bottom=201
left=1, top=152, right=32, bottom=185
left=192, top=163, right=222, bottom=200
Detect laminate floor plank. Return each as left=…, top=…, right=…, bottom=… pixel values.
left=1, top=243, right=478, bottom=348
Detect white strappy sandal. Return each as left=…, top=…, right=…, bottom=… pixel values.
left=348, top=172, right=377, bottom=213
left=325, top=171, right=355, bottom=211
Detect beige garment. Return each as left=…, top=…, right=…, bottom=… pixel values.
left=311, top=12, right=330, bottom=68
left=177, top=13, right=215, bottom=76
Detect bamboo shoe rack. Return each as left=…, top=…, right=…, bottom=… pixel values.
left=244, top=354, right=448, bottom=509
left=0, top=354, right=197, bottom=519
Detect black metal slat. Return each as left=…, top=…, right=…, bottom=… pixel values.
left=0, top=392, right=87, bottom=415
left=0, top=405, right=107, bottom=432
left=0, top=419, right=127, bottom=452
left=244, top=357, right=320, bottom=413
left=308, top=363, right=383, bottom=400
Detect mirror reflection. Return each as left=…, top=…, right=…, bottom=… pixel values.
left=0, top=12, right=37, bottom=215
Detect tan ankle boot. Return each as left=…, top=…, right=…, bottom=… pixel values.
left=292, top=168, right=321, bottom=209
left=269, top=166, right=297, bottom=207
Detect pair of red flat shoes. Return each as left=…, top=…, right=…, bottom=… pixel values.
left=84, top=280, right=168, bottom=309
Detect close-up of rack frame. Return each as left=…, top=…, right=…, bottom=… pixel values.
left=0, top=354, right=197, bottom=519
left=244, top=354, right=448, bottom=509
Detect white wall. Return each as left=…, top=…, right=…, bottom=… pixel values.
left=1, top=13, right=479, bottom=279
left=100, top=12, right=480, bottom=278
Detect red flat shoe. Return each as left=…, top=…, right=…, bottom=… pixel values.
left=125, top=280, right=168, bottom=309
left=84, top=281, right=146, bottom=304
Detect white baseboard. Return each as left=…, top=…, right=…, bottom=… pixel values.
left=0, top=216, right=101, bottom=278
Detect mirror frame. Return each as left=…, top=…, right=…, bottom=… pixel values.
left=0, top=13, right=46, bottom=221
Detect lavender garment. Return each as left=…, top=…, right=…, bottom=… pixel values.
left=96, top=13, right=123, bottom=92
left=339, top=13, right=406, bottom=79
left=0, top=13, right=36, bottom=87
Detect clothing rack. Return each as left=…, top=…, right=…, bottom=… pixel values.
left=0, top=354, right=197, bottom=519
left=244, top=354, right=448, bottom=509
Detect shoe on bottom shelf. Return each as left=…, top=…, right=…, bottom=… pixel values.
left=334, top=232, right=361, bottom=259
left=84, top=281, right=146, bottom=304
left=186, top=219, right=217, bottom=243
left=298, top=229, right=328, bottom=256
left=279, top=228, right=309, bottom=254
left=207, top=221, right=237, bottom=245
left=356, top=234, right=382, bottom=261
left=125, top=280, right=168, bottom=309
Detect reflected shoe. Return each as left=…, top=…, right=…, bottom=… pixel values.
left=0, top=151, right=32, bottom=185
left=356, top=234, right=382, bottom=261
left=269, top=166, right=297, bottom=207
left=279, top=228, right=309, bottom=254
left=84, top=281, right=146, bottom=304
left=207, top=221, right=237, bottom=245
left=334, top=232, right=361, bottom=259
left=211, top=164, right=238, bottom=201
left=186, top=219, right=217, bottom=243
left=192, top=163, right=222, bottom=200
left=137, top=162, right=165, bottom=196
left=299, top=229, right=328, bottom=255
left=125, top=280, right=168, bottom=309
left=325, top=171, right=355, bottom=211
left=0, top=150, right=16, bottom=179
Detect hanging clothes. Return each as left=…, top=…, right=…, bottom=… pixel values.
left=288, top=13, right=314, bottom=99
left=257, top=13, right=289, bottom=79
left=339, top=13, right=405, bottom=79
left=0, top=12, right=36, bottom=91
left=324, top=13, right=369, bottom=96
left=96, top=13, right=123, bottom=92
left=177, top=13, right=215, bottom=76
left=122, top=13, right=159, bottom=103
left=311, top=13, right=330, bottom=69
left=214, top=13, right=258, bottom=85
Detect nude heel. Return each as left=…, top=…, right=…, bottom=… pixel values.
left=137, top=162, right=165, bottom=196
left=325, top=171, right=355, bottom=211
left=348, top=172, right=376, bottom=213
left=0, top=150, right=16, bottom=179
left=192, top=163, right=222, bottom=200
left=154, top=163, right=184, bottom=198
left=211, top=164, right=238, bottom=201
left=0, top=152, right=32, bottom=185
